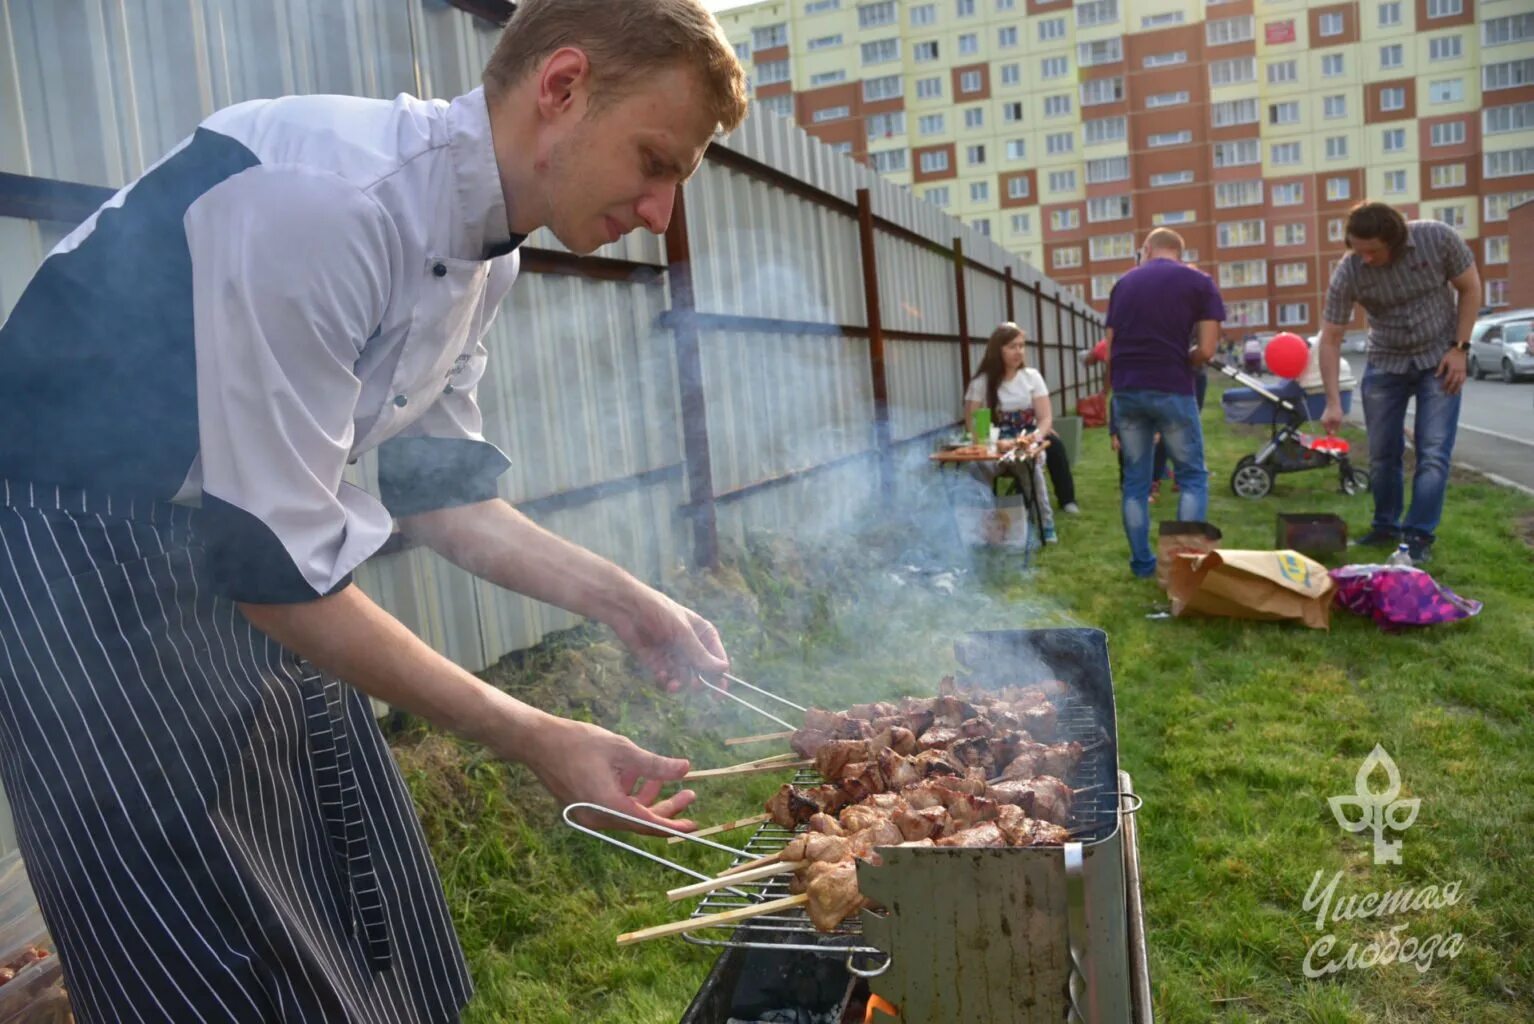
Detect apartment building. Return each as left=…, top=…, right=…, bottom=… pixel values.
left=717, top=0, right=1534, bottom=330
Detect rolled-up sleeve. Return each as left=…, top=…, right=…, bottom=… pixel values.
left=184, top=164, right=398, bottom=603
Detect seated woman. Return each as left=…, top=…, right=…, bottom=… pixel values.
left=963, top=323, right=1081, bottom=543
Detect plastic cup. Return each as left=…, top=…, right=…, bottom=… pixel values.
left=972, top=408, right=991, bottom=445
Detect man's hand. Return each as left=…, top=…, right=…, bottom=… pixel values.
left=523, top=717, right=698, bottom=834
left=1110, top=433, right=1121, bottom=452
left=610, top=585, right=729, bottom=693
left=1436, top=347, right=1468, bottom=395
left=1320, top=401, right=1345, bottom=435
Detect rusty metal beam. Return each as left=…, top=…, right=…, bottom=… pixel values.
left=1004, top=266, right=1016, bottom=324
left=856, top=188, right=892, bottom=491
left=953, top=237, right=972, bottom=388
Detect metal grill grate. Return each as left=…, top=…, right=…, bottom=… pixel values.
left=680, top=692, right=1118, bottom=966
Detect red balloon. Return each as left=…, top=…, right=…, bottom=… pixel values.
left=1265, top=332, right=1310, bottom=379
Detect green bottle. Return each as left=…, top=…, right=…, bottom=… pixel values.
left=972, top=407, right=991, bottom=446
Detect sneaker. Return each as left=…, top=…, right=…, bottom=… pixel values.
left=1353, top=527, right=1401, bottom=548
left=1063, top=502, right=1081, bottom=515
left=1406, top=538, right=1433, bottom=565
left=1042, top=525, right=1059, bottom=544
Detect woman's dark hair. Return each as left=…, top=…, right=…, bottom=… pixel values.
left=1344, top=202, right=1409, bottom=260
left=969, top=322, right=1026, bottom=414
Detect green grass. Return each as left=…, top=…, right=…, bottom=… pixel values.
left=389, top=388, right=1534, bottom=1023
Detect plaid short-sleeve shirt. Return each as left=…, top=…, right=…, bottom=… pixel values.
left=1322, top=220, right=1475, bottom=373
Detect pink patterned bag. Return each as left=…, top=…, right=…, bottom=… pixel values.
left=1329, top=565, right=1483, bottom=631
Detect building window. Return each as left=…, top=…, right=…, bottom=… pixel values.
left=1006, top=138, right=1027, bottom=160
left=812, top=106, right=850, bottom=123
left=1151, top=170, right=1195, bottom=186
left=1383, top=127, right=1406, bottom=151
left=913, top=40, right=940, bottom=62
left=1485, top=147, right=1534, bottom=178
left=1319, top=12, right=1344, bottom=36
left=964, top=107, right=985, bottom=129
left=1046, top=131, right=1075, bottom=155
left=1380, top=44, right=1404, bottom=70
left=926, top=186, right=951, bottom=208
left=869, top=149, right=907, bottom=173
left=1063, top=284, right=1085, bottom=303
left=1049, top=169, right=1077, bottom=192
left=1276, top=263, right=1309, bottom=286
left=972, top=218, right=991, bottom=237
left=1215, top=180, right=1264, bottom=208
left=1426, top=0, right=1462, bottom=16
left=1149, top=91, right=1191, bottom=109
left=1003, top=101, right=1025, bottom=123
left=910, top=3, right=936, bottom=25
left=1075, top=0, right=1120, bottom=29
left=920, top=149, right=951, bottom=173
left=1484, top=59, right=1534, bottom=92
left=1086, top=156, right=1130, bottom=183
left=1155, top=210, right=1195, bottom=225
left=1210, top=58, right=1257, bottom=86
left=1482, top=14, right=1534, bottom=47
left=867, top=112, right=905, bottom=137
left=858, top=1, right=897, bottom=28
left=918, top=113, right=946, bottom=135
left=1325, top=136, right=1349, bottom=160
left=1149, top=130, right=1194, bottom=147
left=1080, top=77, right=1126, bottom=107
left=808, top=34, right=844, bottom=50
left=1207, top=15, right=1255, bottom=45
left=1010, top=213, right=1031, bottom=234
left=960, top=70, right=983, bottom=93
left=752, top=24, right=788, bottom=49
left=1000, top=63, right=1021, bottom=86
left=1434, top=205, right=1466, bottom=228
left=1430, top=164, right=1467, bottom=189
left=1270, top=101, right=1301, bottom=125
left=1271, top=183, right=1304, bottom=206
left=1276, top=223, right=1307, bottom=246
left=733, top=41, right=751, bottom=62
left=1379, top=2, right=1401, bottom=27
left=917, top=76, right=943, bottom=100
left=806, top=0, right=841, bottom=11
left=998, top=26, right=1019, bottom=47
left=1485, top=102, right=1534, bottom=135
left=756, top=94, right=793, bottom=118
left=958, top=32, right=979, bottom=55
left=1087, top=196, right=1132, bottom=222
left=1142, top=11, right=1185, bottom=27
left=810, top=70, right=847, bottom=86
left=1038, top=17, right=1066, bottom=41
left=1044, top=94, right=1073, bottom=117
left=861, top=38, right=900, bottom=64
left=970, top=181, right=990, bottom=202
left=1218, top=220, right=1266, bottom=247
left=1485, top=236, right=1510, bottom=264
left=754, top=60, right=791, bottom=86
left=1322, top=54, right=1345, bottom=77
left=831, top=141, right=854, bottom=155
left=1324, top=95, right=1347, bottom=119
left=1278, top=303, right=1310, bottom=326
left=864, top=74, right=903, bottom=101
left=1213, top=98, right=1259, bottom=127
left=1429, top=79, right=1464, bottom=104
left=1085, top=117, right=1128, bottom=144
left=1041, top=57, right=1068, bottom=79
left=967, top=144, right=987, bottom=165
left=1429, top=36, right=1463, bottom=62
left=1486, top=280, right=1508, bottom=307
left=1218, top=260, right=1267, bottom=288
left=1053, top=246, right=1083, bottom=269
left=956, top=0, right=976, bottom=15
left=1381, top=87, right=1407, bottom=111
left=1078, top=39, right=1124, bottom=67
left=1215, top=139, right=1262, bottom=166
left=1384, top=169, right=1408, bottom=193
left=1326, top=176, right=1352, bottom=200
left=1268, top=60, right=1299, bottom=85
left=1092, top=274, right=1122, bottom=300
left=1225, top=300, right=1270, bottom=326
left=1008, top=176, right=1031, bottom=199
left=1485, top=191, right=1534, bottom=221
left=1052, top=208, right=1082, bottom=231
left=1431, top=121, right=1467, bottom=147
left=1144, top=51, right=1188, bottom=68
left=997, top=0, right=1017, bottom=10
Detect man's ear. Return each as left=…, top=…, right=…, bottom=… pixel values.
left=537, top=47, right=591, bottom=121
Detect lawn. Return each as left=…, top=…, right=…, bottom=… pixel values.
left=388, top=386, right=1534, bottom=1023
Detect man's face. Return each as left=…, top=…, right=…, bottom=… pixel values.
left=1350, top=237, right=1393, bottom=268
left=541, top=64, right=717, bottom=254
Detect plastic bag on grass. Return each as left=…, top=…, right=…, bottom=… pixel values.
left=1329, top=565, right=1483, bottom=631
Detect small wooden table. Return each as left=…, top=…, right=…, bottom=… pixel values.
left=929, top=442, right=1051, bottom=549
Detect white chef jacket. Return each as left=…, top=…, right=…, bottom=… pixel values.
left=0, top=88, right=520, bottom=603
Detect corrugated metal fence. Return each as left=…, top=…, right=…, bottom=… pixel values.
left=0, top=0, right=1104, bottom=854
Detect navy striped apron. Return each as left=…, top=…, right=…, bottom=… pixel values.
left=0, top=481, right=472, bottom=1023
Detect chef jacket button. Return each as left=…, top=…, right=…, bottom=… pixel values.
left=432, top=262, right=447, bottom=277
left=393, top=394, right=409, bottom=407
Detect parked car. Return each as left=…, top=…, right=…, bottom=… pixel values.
left=1468, top=309, right=1534, bottom=383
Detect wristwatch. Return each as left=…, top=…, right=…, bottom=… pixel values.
left=1452, top=338, right=1471, bottom=352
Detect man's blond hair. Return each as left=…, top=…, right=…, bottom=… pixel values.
left=482, top=0, right=748, bottom=134
left=1143, top=228, right=1185, bottom=255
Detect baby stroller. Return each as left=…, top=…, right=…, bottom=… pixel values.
left=1215, top=348, right=1368, bottom=499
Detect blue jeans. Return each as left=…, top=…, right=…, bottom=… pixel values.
left=1115, top=390, right=1209, bottom=577
left=1360, top=361, right=1461, bottom=544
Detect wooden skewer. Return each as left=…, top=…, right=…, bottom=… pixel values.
left=724, top=731, right=795, bottom=747
left=718, top=850, right=785, bottom=876
left=683, top=759, right=812, bottom=780
left=617, top=893, right=810, bottom=946
left=666, top=859, right=807, bottom=901
left=736, top=751, right=803, bottom=768
left=666, top=812, right=771, bottom=845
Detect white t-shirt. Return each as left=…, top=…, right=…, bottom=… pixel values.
left=964, top=367, right=1049, bottom=411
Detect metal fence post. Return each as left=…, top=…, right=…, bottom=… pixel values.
left=856, top=189, right=893, bottom=491
left=663, top=185, right=719, bottom=570
left=953, top=237, right=972, bottom=388
left=1004, top=265, right=1016, bottom=324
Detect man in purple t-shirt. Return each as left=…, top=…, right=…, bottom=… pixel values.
left=1104, top=228, right=1226, bottom=578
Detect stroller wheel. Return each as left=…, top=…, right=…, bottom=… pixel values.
left=1341, top=465, right=1370, bottom=495
left=1230, top=456, right=1274, bottom=499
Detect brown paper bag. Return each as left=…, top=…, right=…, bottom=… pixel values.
left=1166, top=549, right=1335, bottom=630
left=1156, top=521, right=1223, bottom=588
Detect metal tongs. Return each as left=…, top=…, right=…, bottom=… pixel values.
left=694, top=672, right=806, bottom=731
